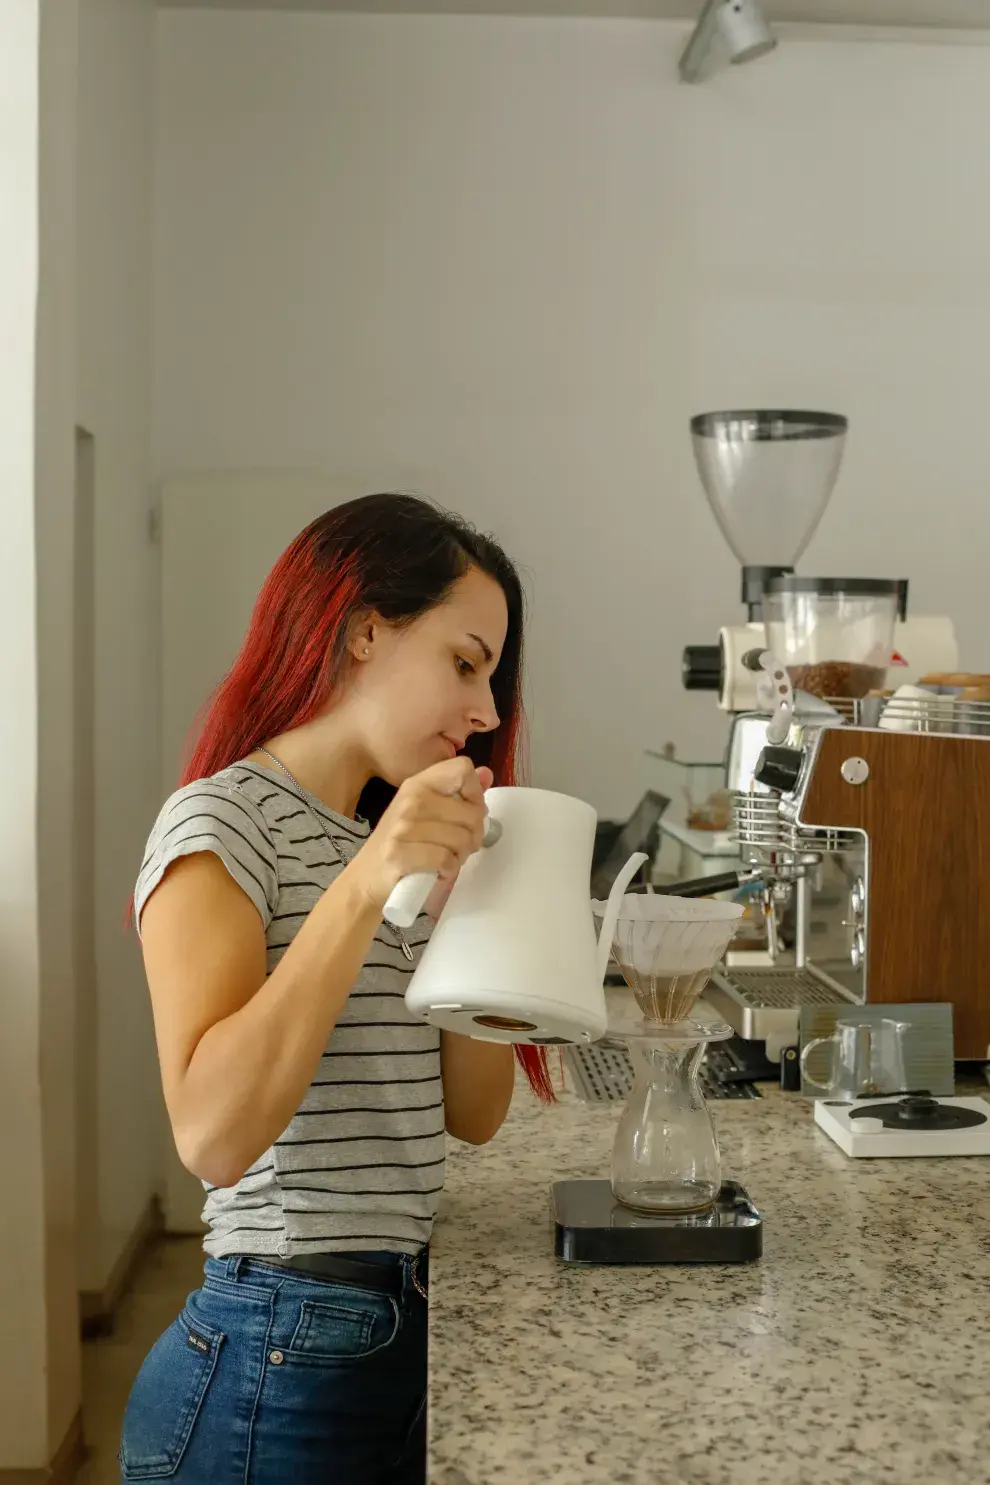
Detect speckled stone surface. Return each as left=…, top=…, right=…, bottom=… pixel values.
left=428, top=1064, right=990, bottom=1485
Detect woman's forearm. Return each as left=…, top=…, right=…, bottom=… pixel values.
left=440, top=1033, right=515, bottom=1144
left=175, top=867, right=382, bottom=1187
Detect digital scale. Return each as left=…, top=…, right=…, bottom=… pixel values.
left=551, top=1179, right=762, bottom=1264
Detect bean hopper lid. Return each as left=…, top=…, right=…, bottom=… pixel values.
left=690, top=410, right=848, bottom=616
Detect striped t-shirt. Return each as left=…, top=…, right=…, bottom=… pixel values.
left=134, top=761, right=442, bottom=1259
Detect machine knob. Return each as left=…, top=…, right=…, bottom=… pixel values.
left=754, top=745, right=804, bottom=794
left=682, top=645, right=721, bottom=692
left=850, top=928, right=866, bottom=970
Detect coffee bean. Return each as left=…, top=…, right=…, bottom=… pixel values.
left=789, top=662, right=886, bottom=700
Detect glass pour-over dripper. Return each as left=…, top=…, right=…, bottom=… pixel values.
left=593, top=895, right=744, bottom=1024
left=593, top=895, right=744, bottom=1216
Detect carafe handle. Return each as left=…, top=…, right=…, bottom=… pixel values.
left=799, top=1035, right=838, bottom=1095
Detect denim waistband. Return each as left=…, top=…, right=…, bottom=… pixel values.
left=204, top=1249, right=428, bottom=1300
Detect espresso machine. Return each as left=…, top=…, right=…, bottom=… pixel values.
left=710, top=661, right=990, bottom=1063
left=678, top=410, right=967, bottom=1058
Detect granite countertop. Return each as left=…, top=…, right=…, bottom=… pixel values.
left=428, top=1059, right=990, bottom=1485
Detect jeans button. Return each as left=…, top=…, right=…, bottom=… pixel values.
left=269, top=1350, right=284, bottom=1365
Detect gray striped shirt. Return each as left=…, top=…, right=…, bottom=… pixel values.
left=135, top=761, right=442, bottom=1258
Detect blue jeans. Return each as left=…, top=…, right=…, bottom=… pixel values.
left=119, top=1251, right=427, bottom=1483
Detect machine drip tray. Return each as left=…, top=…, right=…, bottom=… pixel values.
left=707, top=965, right=852, bottom=1042
left=552, top=1179, right=763, bottom=1265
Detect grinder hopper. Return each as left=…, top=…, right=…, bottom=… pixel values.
left=690, top=409, right=848, bottom=620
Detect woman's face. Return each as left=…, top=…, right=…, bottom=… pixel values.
left=353, top=567, right=510, bottom=785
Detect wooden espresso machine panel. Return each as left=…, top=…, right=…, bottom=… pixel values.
left=799, top=727, right=990, bottom=1059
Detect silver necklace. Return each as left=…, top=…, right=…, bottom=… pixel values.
left=256, top=746, right=414, bottom=962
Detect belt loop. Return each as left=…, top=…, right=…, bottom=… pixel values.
left=225, top=1256, right=243, bottom=1281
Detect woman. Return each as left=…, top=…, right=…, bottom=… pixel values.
left=119, top=493, right=551, bottom=1484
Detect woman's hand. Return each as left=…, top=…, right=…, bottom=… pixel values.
left=424, top=763, right=494, bottom=917
left=350, top=758, right=494, bottom=912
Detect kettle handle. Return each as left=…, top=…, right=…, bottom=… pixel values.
left=383, top=872, right=437, bottom=930
left=383, top=816, right=504, bottom=930
left=595, top=851, right=649, bottom=983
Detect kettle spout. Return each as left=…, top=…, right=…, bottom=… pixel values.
left=595, top=852, right=649, bottom=984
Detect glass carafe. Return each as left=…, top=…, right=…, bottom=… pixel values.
left=610, top=1026, right=730, bottom=1214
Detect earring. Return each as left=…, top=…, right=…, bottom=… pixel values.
left=363, top=647, right=370, bottom=657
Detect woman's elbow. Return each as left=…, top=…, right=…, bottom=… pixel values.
left=172, top=1117, right=247, bottom=1190
left=445, top=1108, right=507, bottom=1146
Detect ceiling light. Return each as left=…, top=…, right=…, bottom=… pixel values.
left=679, top=0, right=778, bottom=85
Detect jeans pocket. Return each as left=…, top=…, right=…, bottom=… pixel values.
left=285, top=1288, right=400, bottom=1364
left=119, top=1310, right=225, bottom=1479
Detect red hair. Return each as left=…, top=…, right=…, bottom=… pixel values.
left=172, top=494, right=554, bottom=1103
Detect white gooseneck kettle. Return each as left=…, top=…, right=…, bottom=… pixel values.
left=384, top=787, right=646, bottom=1046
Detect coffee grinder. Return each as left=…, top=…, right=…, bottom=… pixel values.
left=680, top=409, right=956, bottom=709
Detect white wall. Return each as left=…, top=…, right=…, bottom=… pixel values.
left=0, top=0, right=85, bottom=1465
left=154, top=11, right=990, bottom=817
left=0, top=3, right=48, bottom=1463
left=1, top=0, right=157, bottom=1465
left=76, top=0, right=161, bottom=1289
